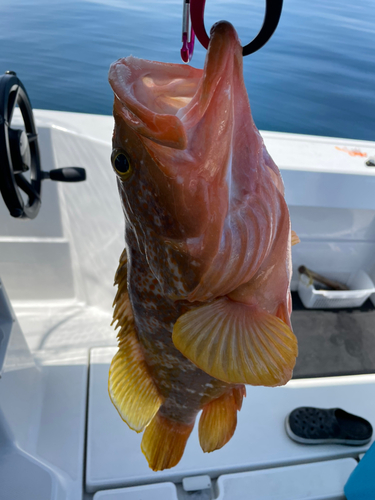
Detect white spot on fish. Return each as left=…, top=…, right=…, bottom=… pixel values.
left=154, top=216, right=161, bottom=227
left=162, top=362, right=175, bottom=369
left=173, top=401, right=189, bottom=410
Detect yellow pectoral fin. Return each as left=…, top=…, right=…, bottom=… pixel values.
left=172, top=298, right=298, bottom=387
left=108, top=331, right=163, bottom=432
left=291, top=230, right=300, bottom=246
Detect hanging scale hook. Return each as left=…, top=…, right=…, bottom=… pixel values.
left=181, top=0, right=283, bottom=62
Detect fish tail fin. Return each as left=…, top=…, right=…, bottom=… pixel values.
left=108, top=328, right=163, bottom=432
left=173, top=298, right=298, bottom=387
left=199, top=386, right=246, bottom=453
left=141, top=411, right=195, bottom=471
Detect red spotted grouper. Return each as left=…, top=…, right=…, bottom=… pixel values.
left=108, top=21, right=299, bottom=471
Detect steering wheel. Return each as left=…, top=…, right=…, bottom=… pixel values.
left=0, top=71, right=86, bottom=219
left=0, top=71, right=43, bottom=218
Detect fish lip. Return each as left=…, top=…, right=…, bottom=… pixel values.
left=209, top=20, right=240, bottom=42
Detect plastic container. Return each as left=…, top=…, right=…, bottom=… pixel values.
left=297, top=270, right=375, bottom=309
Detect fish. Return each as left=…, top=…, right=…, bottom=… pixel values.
left=108, top=20, right=298, bottom=472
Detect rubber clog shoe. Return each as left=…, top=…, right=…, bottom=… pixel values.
left=285, top=407, right=373, bottom=446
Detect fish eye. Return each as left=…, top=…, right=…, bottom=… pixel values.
left=111, top=149, right=132, bottom=179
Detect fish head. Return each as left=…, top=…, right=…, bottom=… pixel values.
left=109, top=58, right=207, bottom=295
left=109, top=21, right=287, bottom=300
left=109, top=66, right=199, bottom=242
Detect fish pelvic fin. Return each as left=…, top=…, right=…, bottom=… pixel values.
left=172, top=298, right=298, bottom=387
left=291, top=230, right=300, bottom=246
left=108, top=330, right=163, bottom=432
left=199, top=386, right=246, bottom=453
left=141, top=412, right=195, bottom=471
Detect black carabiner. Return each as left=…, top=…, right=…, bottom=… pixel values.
left=189, top=0, right=283, bottom=56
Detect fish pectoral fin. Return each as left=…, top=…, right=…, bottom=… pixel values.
left=141, top=411, right=195, bottom=471
left=276, top=302, right=290, bottom=327
left=199, top=386, right=246, bottom=453
left=172, top=298, right=298, bottom=387
left=108, top=331, right=163, bottom=432
left=291, top=230, right=300, bottom=246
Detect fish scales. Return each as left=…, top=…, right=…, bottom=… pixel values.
left=108, top=21, right=298, bottom=471
left=126, top=225, right=231, bottom=421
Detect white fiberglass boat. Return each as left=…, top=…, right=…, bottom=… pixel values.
left=1, top=74, right=375, bottom=500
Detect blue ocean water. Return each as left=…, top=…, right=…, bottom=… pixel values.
left=0, top=0, right=374, bottom=140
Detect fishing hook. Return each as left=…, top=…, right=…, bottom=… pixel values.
left=181, top=0, right=283, bottom=62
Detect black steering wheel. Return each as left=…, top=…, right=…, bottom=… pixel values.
left=0, top=71, right=86, bottom=219
left=0, top=71, right=42, bottom=219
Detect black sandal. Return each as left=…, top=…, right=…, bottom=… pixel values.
left=285, top=407, right=373, bottom=446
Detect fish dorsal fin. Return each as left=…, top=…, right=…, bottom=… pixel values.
left=112, top=248, right=130, bottom=330
left=114, top=248, right=128, bottom=287
left=108, top=331, right=163, bottom=432
left=114, top=292, right=136, bottom=346
left=291, top=230, right=300, bottom=246
left=199, top=386, right=246, bottom=453
left=141, top=412, right=195, bottom=471
left=172, top=298, right=298, bottom=387
left=109, top=250, right=162, bottom=432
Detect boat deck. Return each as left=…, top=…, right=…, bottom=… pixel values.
left=2, top=111, right=375, bottom=499
left=292, top=292, right=375, bottom=379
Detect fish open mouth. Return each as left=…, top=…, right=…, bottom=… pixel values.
left=109, top=53, right=200, bottom=149
left=108, top=21, right=245, bottom=150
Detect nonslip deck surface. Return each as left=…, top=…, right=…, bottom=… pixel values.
left=291, top=292, right=375, bottom=379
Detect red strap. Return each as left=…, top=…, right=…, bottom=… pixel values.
left=190, top=0, right=209, bottom=50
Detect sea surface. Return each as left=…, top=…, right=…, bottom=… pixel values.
left=0, top=0, right=374, bottom=141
